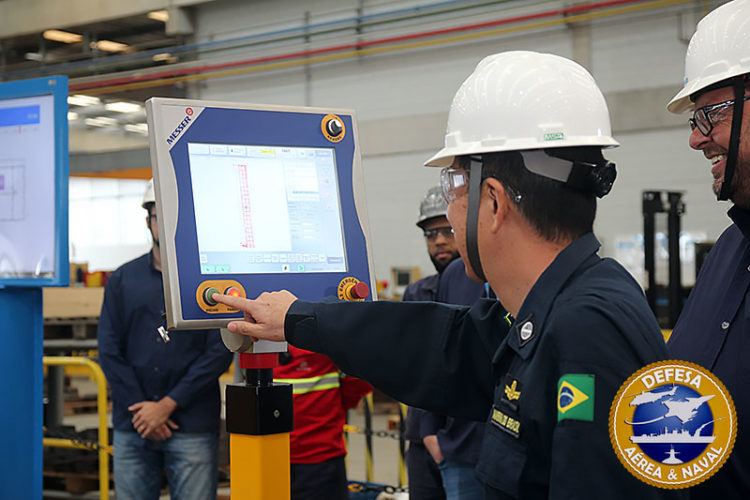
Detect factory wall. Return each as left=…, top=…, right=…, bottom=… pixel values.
left=175, top=0, right=728, bottom=289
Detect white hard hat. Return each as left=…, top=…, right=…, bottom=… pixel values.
left=667, top=0, right=750, bottom=114
left=142, top=178, right=155, bottom=208
left=424, top=51, right=618, bottom=168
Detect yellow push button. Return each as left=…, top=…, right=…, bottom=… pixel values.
left=196, top=280, right=245, bottom=313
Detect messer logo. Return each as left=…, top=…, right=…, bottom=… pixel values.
left=166, top=108, right=194, bottom=145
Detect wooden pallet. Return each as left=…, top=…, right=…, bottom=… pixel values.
left=63, top=398, right=110, bottom=416
left=43, top=470, right=102, bottom=494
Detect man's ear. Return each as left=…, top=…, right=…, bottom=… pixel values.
left=483, top=178, right=511, bottom=233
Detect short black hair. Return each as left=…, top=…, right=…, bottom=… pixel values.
left=462, top=147, right=600, bottom=243
left=143, top=201, right=155, bottom=214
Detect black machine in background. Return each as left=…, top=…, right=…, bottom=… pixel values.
left=642, top=190, right=685, bottom=329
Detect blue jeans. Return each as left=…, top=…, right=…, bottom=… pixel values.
left=438, top=460, right=483, bottom=500
left=113, top=430, right=218, bottom=500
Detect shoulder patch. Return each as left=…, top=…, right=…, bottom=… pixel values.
left=558, top=374, right=594, bottom=421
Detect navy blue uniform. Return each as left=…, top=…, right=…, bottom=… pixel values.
left=285, top=234, right=685, bottom=499
left=669, top=206, right=750, bottom=499
left=98, top=253, right=233, bottom=433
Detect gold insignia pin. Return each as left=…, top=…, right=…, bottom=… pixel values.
left=505, top=380, right=521, bottom=401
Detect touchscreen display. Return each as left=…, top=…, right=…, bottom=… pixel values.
left=188, top=142, right=347, bottom=274
left=0, top=95, right=56, bottom=278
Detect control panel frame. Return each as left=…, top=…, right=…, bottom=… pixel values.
left=146, top=98, right=376, bottom=330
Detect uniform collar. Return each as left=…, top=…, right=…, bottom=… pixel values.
left=728, top=205, right=750, bottom=241
left=506, top=232, right=601, bottom=359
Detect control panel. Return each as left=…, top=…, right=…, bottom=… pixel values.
left=195, top=279, right=245, bottom=313
left=146, top=98, right=376, bottom=330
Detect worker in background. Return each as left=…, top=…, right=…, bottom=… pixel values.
left=665, top=1, right=750, bottom=497
left=98, top=179, right=233, bottom=500
left=214, top=51, right=684, bottom=498
left=402, top=186, right=485, bottom=500
left=273, top=345, right=372, bottom=499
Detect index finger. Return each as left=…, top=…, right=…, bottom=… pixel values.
left=213, top=293, right=256, bottom=312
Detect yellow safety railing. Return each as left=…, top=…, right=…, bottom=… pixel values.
left=345, top=396, right=409, bottom=489
left=397, top=403, right=407, bottom=487
left=43, top=356, right=110, bottom=500
left=363, top=393, right=375, bottom=482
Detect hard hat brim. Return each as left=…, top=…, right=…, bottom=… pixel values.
left=424, top=136, right=620, bottom=168
left=667, top=70, right=750, bottom=114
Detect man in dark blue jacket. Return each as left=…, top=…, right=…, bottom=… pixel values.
left=98, top=180, right=233, bottom=500
left=403, top=186, right=485, bottom=500
left=214, top=52, right=683, bottom=499
left=665, top=2, right=750, bottom=497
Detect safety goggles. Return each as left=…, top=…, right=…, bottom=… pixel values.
left=689, top=95, right=750, bottom=136
left=440, top=163, right=523, bottom=205
left=440, top=167, right=469, bottom=203
left=423, top=226, right=454, bottom=240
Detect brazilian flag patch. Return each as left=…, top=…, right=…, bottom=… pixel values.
left=557, top=374, right=594, bottom=422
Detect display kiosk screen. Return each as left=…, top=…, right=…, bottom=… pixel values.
left=0, top=76, right=68, bottom=286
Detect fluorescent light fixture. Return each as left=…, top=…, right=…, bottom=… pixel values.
left=147, top=10, right=169, bottom=23
left=67, top=112, right=79, bottom=121
left=152, top=52, right=173, bottom=62
left=90, top=40, right=129, bottom=53
left=124, top=123, right=149, bottom=134
left=43, top=29, right=83, bottom=44
left=85, top=116, right=118, bottom=127
left=68, top=94, right=101, bottom=106
left=104, top=101, right=142, bottom=113
left=25, top=52, right=43, bottom=62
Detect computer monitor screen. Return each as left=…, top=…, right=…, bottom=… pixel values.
left=188, top=142, right=347, bottom=275
left=0, top=92, right=60, bottom=282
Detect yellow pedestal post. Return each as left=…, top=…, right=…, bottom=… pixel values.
left=227, top=353, right=293, bottom=500
left=230, top=433, right=290, bottom=500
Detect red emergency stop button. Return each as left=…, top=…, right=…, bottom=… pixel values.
left=337, top=277, right=369, bottom=301
left=224, top=286, right=242, bottom=298
left=350, top=281, right=369, bottom=299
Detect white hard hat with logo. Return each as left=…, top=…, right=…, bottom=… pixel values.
left=142, top=178, right=155, bottom=209
left=667, top=0, right=750, bottom=114
left=424, top=50, right=618, bottom=168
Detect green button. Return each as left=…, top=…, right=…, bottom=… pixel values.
left=204, top=287, right=220, bottom=306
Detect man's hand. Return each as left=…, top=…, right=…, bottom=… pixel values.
left=129, top=396, right=178, bottom=439
left=423, top=434, right=444, bottom=464
left=144, top=423, right=178, bottom=441
left=213, top=290, right=297, bottom=342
